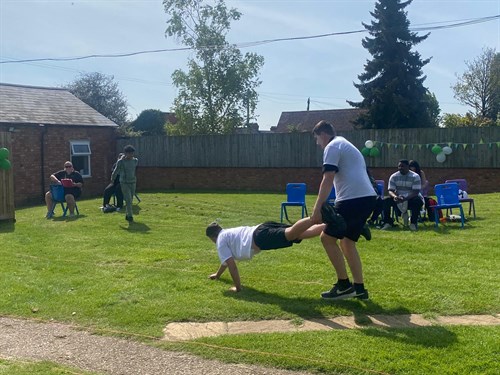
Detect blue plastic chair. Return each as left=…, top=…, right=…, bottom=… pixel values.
left=445, top=179, right=476, bottom=218
left=327, top=186, right=336, bottom=205
left=280, top=183, right=308, bottom=223
left=375, top=180, right=385, bottom=198
left=430, top=183, right=464, bottom=228
left=50, top=184, right=79, bottom=217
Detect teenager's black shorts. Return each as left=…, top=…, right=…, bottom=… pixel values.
left=253, top=222, right=301, bottom=250
left=324, top=196, right=376, bottom=241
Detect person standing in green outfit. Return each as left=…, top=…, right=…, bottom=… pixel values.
left=111, top=145, right=138, bottom=222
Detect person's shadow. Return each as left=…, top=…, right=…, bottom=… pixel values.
left=226, top=286, right=457, bottom=348
left=0, top=220, right=15, bottom=233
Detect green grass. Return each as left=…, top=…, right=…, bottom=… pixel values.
left=0, top=359, right=96, bottom=374
left=1, top=191, right=499, bottom=374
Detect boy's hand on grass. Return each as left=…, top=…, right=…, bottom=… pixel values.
left=208, top=273, right=219, bottom=280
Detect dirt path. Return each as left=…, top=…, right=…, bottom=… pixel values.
left=0, top=317, right=311, bottom=375
left=1, top=314, right=499, bottom=375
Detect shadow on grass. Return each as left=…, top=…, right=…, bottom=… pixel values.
left=51, top=214, right=87, bottom=221
left=228, top=285, right=412, bottom=318
left=227, top=286, right=458, bottom=347
left=120, top=221, right=151, bottom=233
left=361, top=325, right=458, bottom=348
left=0, top=220, right=15, bottom=232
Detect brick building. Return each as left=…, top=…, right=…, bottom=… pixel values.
left=0, top=83, right=118, bottom=206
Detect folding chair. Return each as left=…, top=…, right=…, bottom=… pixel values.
left=112, top=192, right=141, bottom=206
left=49, top=184, right=79, bottom=217
left=430, top=183, right=465, bottom=228
left=445, top=179, right=475, bottom=218
left=280, top=183, right=308, bottom=223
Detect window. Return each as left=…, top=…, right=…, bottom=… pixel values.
left=70, top=140, right=91, bottom=177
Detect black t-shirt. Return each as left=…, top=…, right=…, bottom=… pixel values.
left=54, top=170, right=83, bottom=197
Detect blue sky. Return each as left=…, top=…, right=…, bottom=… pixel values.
left=1, top=0, right=499, bottom=129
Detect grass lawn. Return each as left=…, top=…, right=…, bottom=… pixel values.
left=0, top=359, right=96, bottom=375
left=1, top=191, right=498, bottom=374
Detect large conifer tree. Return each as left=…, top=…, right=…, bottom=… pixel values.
left=348, top=0, right=435, bottom=129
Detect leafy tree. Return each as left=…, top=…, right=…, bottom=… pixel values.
left=64, top=72, right=129, bottom=126
left=130, top=109, right=166, bottom=135
left=348, top=0, right=434, bottom=129
left=452, top=47, right=500, bottom=121
left=426, top=90, right=441, bottom=127
left=441, top=112, right=497, bottom=128
left=163, top=0, right=264, bottom=134
left=441, top=113, right=475, bottom=128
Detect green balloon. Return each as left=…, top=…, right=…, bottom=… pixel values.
left=369, top=147, right=380, bottom=157
left=0, top=159, right=11, bottom=170
left=431, top=145, right=442, bottom=155
left=0, top=147, right=9, bottom=160
left=361, top=147, right=371, bottom=157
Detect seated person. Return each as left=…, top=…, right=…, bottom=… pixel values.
left=380, top=159, right=423, bottom=231
left=102, top=153, right=124, bottom=212
left=366, top=168, right=384, bottom=225
left=45, top=161, right=83, bottom=218
left=206, top=217, right=325, bottom=292
left=409, top=160, right=433, bottom=221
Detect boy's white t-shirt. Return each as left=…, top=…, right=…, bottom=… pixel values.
left=216, top=226, right=259, bottom=264
left=323, top=136, right=377, bottom=202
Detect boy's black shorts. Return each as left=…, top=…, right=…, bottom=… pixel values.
left=324, top=196, right=376, bottom=241
left=253, top=222, right=302, bottom=250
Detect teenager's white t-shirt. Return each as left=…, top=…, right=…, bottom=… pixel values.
left=216, top=225, right=259, bottom=264
left=323, top=136, right=377, bottom=202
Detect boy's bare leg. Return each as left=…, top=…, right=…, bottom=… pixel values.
left=284, top=217, right=314, bottom=241
left=321, top=232, right=349, bottom=280
left=339, top=238, right=363, bottom=284
left=299, top=224, right=326, bottom=239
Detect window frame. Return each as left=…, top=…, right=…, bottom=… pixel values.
left=70, top=140, right=92, bottom=177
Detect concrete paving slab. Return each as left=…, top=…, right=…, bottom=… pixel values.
left=162, top=314, right=500, bottom=341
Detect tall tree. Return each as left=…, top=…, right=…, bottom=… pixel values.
left=452, top=47, right=500, bottom=122
left=65, top=72, right=129, bottom=126
left=163, top=0, right=264, bottom=135
left=130, top=109, right=166, bottom=135
left=348, top=0, right=434, bottom=129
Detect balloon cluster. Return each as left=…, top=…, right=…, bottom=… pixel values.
left=431, top=144, right=452, bottom=163
left=0, top=147, right=12, bottom=170
left=361, top=140, right=380, bottom=157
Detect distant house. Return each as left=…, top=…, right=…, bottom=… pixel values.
left=0, top=83, right=118, bottom=206
left=271, top=108, right=365, bottom=133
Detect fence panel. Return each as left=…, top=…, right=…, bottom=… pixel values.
left=117, top=127, right=499, bottom=169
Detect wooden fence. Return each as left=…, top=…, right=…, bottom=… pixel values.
left=0, top=132, right=15, bottom=221
left=117, top=127, right=500, bottom=169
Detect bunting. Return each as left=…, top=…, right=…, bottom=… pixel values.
left=360, top=141, right=499, bottom=149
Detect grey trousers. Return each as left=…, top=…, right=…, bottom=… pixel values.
left=120, top=182, right=136, bottom=217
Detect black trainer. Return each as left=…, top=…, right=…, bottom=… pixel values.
left=355, top=289, right=369, bottom=300
left=125, top=215, right=134, bottom=222
left=320, top=283, right=356, bottom=300
left=361, top=223, right=372, bottom=241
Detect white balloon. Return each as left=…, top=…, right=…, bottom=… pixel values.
left=436, top=152, right=446, bottom=163
left=365, top=140, right=374, bottom=149
left=442, top=146, right=453, bottom=155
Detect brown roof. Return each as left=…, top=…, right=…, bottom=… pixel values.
left=0, top=83, right=118, bottom=127
left=272, top=108, right=364, bottom=133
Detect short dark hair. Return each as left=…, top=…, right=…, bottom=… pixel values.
left=398, top=159, right=409, bottom=166
left=124, top=145, right=135, bottom=153
left=312, top=120, right=336, bottom=137
left=206, top=222, right=222, bottom=239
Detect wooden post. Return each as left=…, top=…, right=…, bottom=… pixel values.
left=0, top=132, right=15, bottom=222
